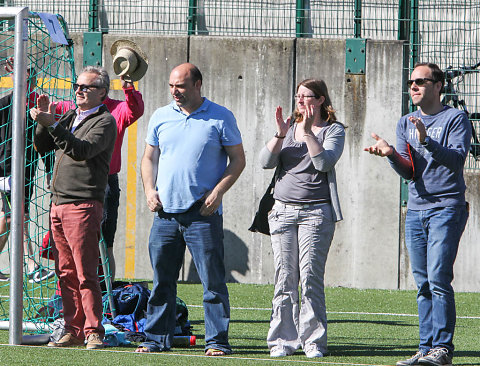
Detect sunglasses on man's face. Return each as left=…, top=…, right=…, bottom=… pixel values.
left=407, top=78, right=436, bottom=88
left=73, top=83, right=99, bottom=92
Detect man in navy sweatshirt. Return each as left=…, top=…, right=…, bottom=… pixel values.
left=364, top=62, right=471, bottom=366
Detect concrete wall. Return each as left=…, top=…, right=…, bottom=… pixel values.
left=97, top=34, right=410, bottom=289
left=99, top=35, right=480, bottom=291
left=3, top=33, right=479, bottom=291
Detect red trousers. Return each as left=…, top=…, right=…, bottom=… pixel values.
left=50, top=201, right=104, bottom=339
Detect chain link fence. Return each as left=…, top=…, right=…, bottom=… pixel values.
left=4, top=0, right=480, bottom=168
left=2, top=1, right=405, bottom=38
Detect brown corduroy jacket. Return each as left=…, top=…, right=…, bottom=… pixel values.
left=34, top=104, right=117, bottom=205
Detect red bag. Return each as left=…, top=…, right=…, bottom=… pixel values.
left=40, top=231, right=55, bottom=260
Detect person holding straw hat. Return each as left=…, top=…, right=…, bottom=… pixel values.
left=55, top=40, right=147, bottom=280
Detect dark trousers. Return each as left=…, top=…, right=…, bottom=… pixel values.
left=101, top=173, right=120, bottom=248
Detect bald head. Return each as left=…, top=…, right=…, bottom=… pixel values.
left=170, top=63, right=203, bottom=85
left=169, top=63, right=204, bottom=114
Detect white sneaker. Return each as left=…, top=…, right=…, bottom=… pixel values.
left=28, top=267, right=55, bottom=283
left=304, top=343, right=324, bottom=358
left=270, top=345, right=290, bottom=357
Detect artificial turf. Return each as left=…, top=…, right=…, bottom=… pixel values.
left=0, top=283, right=479, bottom=366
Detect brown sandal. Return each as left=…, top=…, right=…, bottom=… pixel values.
left=205, top=348, right=226, bottom=356
left=135, top=346, right=151, bottom=353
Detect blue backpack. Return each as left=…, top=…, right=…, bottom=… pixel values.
left=110, top=283, right=150, bottom=320
left=103, top=282, right=191, bottom=335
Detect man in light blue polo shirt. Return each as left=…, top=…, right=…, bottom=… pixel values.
left=138, top=63, right=245, bottom=355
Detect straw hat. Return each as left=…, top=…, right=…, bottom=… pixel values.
left=110, top=40, right=148, bottom=82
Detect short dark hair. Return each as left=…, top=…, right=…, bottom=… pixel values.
left=189, top=65, right=203, bottom=84
left=414, top=62, right=445, bottom=94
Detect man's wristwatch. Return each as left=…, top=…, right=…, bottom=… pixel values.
left=421, top=136, right=430, bottom=146
left=274, top=132, right=286, bottom=139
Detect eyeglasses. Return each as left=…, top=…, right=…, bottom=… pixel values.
left=407, top=78, right=436, bottom=88
left=73, top=83, right=99, bottom=92
left=294, top=94, right=318, bottom=100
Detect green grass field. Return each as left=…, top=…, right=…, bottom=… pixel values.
left=1, top=283, right=479, bottom=366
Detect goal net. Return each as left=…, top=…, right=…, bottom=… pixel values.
left=0, top=11, right=112, bottom=335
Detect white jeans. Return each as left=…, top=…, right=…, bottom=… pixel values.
left=266, top=200, right=335, bottom=354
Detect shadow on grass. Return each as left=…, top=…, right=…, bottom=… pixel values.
left=230, top=345, right=270, bottom=355
left=188, top=320, right=203, bottom=325
left=327, top=344, right=480, bottom=364
left=229, top=319, right=269, bottom=324
left=451, top=350, right=480, bottom=365
left=330, top=318, right=416, bottom=326
left=230, top=342, right=411, bottom=357
left=329, top=342, right=415, bottom=357
left=328, top=342, right=470, bottom=361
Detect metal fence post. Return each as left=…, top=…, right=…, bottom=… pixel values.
left=398, top=0, right=412, bottom=118
left=296, top=0, right=305, bottom=38
left=398, top=1, right=418, bottom=290
left=88, top=0, right=99, bottom=32
left=84, top=0, right=102, bottom=67
left=398, top=0, right=414, bottom=211
left=188, top=0, right=198, bottom=35
left=354, top=0, right=362, bottom=38
left=409, top=0, right=419, bottom=70
left=398, top=0, right=410, bottom=41
left=398, top=0, right=418, bottom=211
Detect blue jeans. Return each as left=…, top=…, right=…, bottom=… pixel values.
left=143, top=201, right=231, bottom=353
left=405, top=205, right=468, bottom=355
left=101, top=174, right=120, bottom=248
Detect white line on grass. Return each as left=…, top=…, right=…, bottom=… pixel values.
left=190, top=304, right=480, bottom=320
left=0, top=295, right=46, bottom=301
left=2, top=296, right=480, bottom=319
left=0, top=344, right=391, bottom=366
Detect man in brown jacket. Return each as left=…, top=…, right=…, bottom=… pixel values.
left=31, top=66, right=117, bottom=350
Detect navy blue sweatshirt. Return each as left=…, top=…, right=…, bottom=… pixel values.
left=388, top=106, right=471, bottom=210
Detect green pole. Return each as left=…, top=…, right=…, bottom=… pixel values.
left=188, top=0, right=197, bottom=35
left=296, top=0, right=305, bottom=38
left=84, top=0, right=102, bottom=66
left=399, top=0, right=419, bottom=210
left=409, top=0, right=419, bottom=70
left=397, top=0, right=410, bottom=41
left=398, top=0, right=412, bottom=116
left=354, top=0, right=362, bottom=38
left=88, top=0, right=99, bottom=32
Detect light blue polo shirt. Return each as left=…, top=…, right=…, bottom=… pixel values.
left=145, top=98, right=242, bottom=213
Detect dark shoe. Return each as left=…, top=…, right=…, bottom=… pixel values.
left=50, top=333, right=84, bottom=347
left=397, top=351, right=427, bottom=366
left=0, top=271, right=9, bottom=282
left=418, top=348, right=452, bottom=366
left=28, top=267, right=55, bottom=283
left=86, top=332, right=104, bottom=349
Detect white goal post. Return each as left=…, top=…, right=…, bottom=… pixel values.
left=0, top=6, right=29, bottom=346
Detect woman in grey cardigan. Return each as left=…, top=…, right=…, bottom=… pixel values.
left=260, top=79, right=345, bottom=359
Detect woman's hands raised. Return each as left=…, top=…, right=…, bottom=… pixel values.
left=275, top=106, right=291, bottom=137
